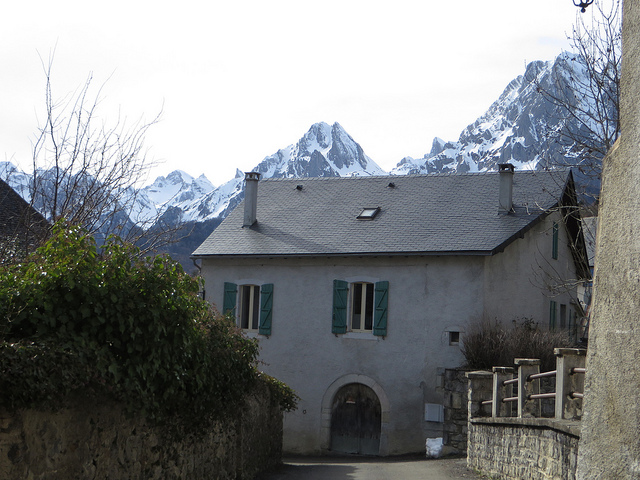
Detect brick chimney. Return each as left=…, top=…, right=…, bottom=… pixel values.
left=243, top=172, right=261, bottom=227
left=498, top=163, right=514, bottom=213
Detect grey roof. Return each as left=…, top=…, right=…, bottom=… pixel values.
left=192, top=170, right=572, bottom=258
left=0, top=178, right=49, bottom=252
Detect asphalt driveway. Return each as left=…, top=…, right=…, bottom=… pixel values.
left=255, top=455, right=486, bottom=480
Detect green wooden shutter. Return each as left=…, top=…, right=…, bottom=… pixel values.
left=373, top=281, right=389, bottom=337
left=549, top=300, right=557, bottom=330
left=223, top=282, right=237, bottom=317
left=259, top=283, right=274, bottom=336
left=332, top=280, right=348, bottom=334
left=552, top=222, right=559, bottom=259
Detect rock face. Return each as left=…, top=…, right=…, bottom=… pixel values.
left=576, top=2, right=640, bottom=479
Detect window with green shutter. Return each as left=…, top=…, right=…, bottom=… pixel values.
left=332, top=280, right=349, bottom=334
left=549, top=300, right=557, bottom=330
left=223, top=282, right=237, bottom=316
left=224, top=282, right=274, bottom=335
left=373, top=281, right=389, bottom=337
left=259, top=284, right=274, bottom=336
left=333, top=279, right=389, bottom=336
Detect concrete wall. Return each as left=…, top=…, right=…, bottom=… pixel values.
left=201, top=216, right=581, bottom=455
left=468, top=418, right=580, bottom=480
left=0, top=385, right=282, bottom=480
left=576, top=2, right=640, bottom=478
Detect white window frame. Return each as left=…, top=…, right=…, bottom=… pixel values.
left=238, top=284, right=260, bottom=332
left=349, top=281, right=375, bottom=333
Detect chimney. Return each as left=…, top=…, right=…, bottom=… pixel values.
left=243, top=172, right=261, bottom=227
left=498, top=163, right=514, bottom=213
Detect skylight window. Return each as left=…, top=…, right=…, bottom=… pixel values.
left=357, top=207, right=380, bottom=220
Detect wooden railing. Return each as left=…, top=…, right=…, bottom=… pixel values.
left=467, top=348, right=586, bottom=421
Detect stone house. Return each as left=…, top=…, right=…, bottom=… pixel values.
left=192, top=165, right=589, bottom=455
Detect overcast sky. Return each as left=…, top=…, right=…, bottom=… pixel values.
left=1, top=1, right=587, bottom=186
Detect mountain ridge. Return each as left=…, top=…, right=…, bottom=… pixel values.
left=1, top=51, right=610, bottom=269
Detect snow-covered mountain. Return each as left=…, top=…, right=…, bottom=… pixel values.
left=391, top=52, right=609, bottom=184
left=148, top=121, right=386, bottom=226
left=1, top=51, right=613, bottom=270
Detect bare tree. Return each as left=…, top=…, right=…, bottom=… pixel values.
left=536, top=0, right=621, bottom=200
left=15, top=56, right=183, bottom=253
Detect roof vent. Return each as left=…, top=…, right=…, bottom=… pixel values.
left=498, top=163, right=514, bottom=214
left=387, top=182, right=396, bottom=188
left=295, top=185, right=303, bottom=191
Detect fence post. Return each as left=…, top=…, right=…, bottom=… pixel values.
left=492, top=367, right=515, bottom=418
left=515, top=358, right=541, bottom=418
left=466, top=371, right=493, bottom=419
left=555, top=348, right=587, bottom=420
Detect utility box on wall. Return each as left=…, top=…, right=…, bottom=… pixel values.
left=425, top=403, right=444, bottom=423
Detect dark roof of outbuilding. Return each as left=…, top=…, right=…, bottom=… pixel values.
left=0, top=178, right=49, bottom=250
left=192, top=170, right=573, bottom=258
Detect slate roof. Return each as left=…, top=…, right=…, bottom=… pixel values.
left=0, top=179, right=49, bottom=252
left=192, top=170, right=573, bottom=258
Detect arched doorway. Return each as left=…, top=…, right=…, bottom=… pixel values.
left=330, top=383, right=381, bottom=455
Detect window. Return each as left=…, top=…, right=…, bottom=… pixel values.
left=549, top=300, right=557, bottom=330
left=351, top=282, right=374, bottom=331
left=449, top=331, right=460, bottom=345
left=223, top=282, right=273, bottom=335
left=560, top=304, right=567, bottom=329
left=357, top=207, right=380, bottom=220
left=239, top=285, right=260, bottom=331
left=332, top=280, right=388, bottom=336
left=552, top=222, right=559, bottom=260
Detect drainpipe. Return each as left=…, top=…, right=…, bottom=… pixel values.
left=243, top=172, right=261, bottom=227
left=498, top=163, right=514, bottom=214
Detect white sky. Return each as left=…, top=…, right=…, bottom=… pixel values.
left=1, top=0, right=586, bottom=186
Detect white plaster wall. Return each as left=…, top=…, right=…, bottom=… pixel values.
left=200, top=225, right=582, bottom=455
left=483, top=212, right=582, bottom=327
left=201, top=255, right=483, bottom=455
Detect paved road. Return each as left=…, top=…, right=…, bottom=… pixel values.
left=255, top=455, right=486, bottom=480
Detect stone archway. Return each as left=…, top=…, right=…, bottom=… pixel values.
left=320, top=374, right=390, bottom=456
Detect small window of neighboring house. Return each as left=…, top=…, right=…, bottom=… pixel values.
left=560, top=304, right=567, bottom=329
left=552, top=222, right=559, bottom=260
left=223, top=282, right=273, bottom=335
left=549, top=300, right=557, bottom=330
left=332, top=280, right=389, bottom=336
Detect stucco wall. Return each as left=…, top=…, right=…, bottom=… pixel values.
left=201, top=226, right=580, bottom=456
left=203, top=255, right=482, bottom=455
left=483, top=210, right=582, bottom=328
left=0, top=385, right=282, bottom=480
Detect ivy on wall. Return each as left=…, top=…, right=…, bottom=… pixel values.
left=0, top=222, right=296, bottom=425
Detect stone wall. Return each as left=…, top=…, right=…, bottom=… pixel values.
left=0, top=384, right=282, bottom=480
left=443, top=368, right=469, bottom=453
left=468, top=418, right=580, bottom=480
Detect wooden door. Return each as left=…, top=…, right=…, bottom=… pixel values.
left=330, top=383, right=381, bottom=455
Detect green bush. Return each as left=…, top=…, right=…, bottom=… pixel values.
left=0, top=222, right=296, bottom=423
left=461, top=318, right=575, bottom=371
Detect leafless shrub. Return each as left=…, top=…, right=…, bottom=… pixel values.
left=461, top=318, right=575, bottom=371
